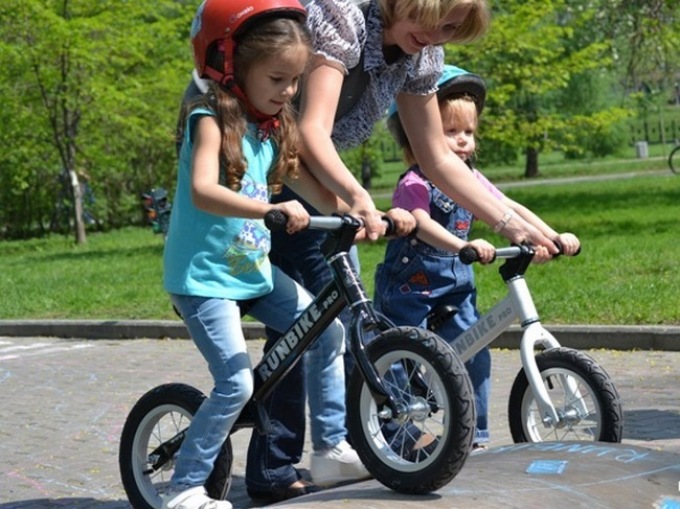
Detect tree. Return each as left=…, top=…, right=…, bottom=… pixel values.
left=447, top=0, right=626, bottom=177
left=0, top=0, right=194, bottom=241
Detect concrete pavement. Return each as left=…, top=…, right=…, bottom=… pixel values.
left=1, top=319, right=679, bottom=350
left=1, top=334, right=679, bottom=508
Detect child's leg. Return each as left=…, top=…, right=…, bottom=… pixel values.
left=250, top=268, right=346, bottom=449
left=437, top=291, right=491, bottom=446
left=247, top=267, right=366, bottom=488
left=169, top=294, right=253, bottom=490
left=465, top=347, right=491, bottom=445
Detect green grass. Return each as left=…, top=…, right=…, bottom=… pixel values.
left=1, top=173, right=678, bottom=325
left=371, top=145, right=673, bottom=192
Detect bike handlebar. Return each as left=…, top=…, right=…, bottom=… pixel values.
left=459, top=242, right=578, bottom=265
left=264, top=210, right=395, bottom=236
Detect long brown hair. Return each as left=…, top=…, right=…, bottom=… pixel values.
left=180, top=17, right=311, bottom=195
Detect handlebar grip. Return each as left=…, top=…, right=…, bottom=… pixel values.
left=459, top=246, right=479, bottom=265
left=382, top=216, right=396, bottom=237
left=553, top=240, right=582, bottom=257
left=264, top=209, right=288, bottom=231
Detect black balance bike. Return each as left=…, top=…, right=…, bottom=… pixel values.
left=118, top=211, right=476, bottom=509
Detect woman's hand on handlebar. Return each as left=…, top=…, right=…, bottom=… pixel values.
left=348, top=200, right=383, bottom=241
left=270, top=201, right=309, bottom=234
left=532, top=232, right=581, bottom=263
left=383, top=207, right=417, bottom=237
left=502, top=216, right=560, bottom=256
left=555, top=232, right=580, bottom=256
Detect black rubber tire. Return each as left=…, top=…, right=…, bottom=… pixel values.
left=508, top=347, right=623, bottom=443
left=669, top=145, right=680, bottom=174
left=119, top=383, right=233, bottom=509
left=347, top=326, right=476, bottom=494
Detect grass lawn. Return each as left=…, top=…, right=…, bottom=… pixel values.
left=1, top=173, right=678, bottom=325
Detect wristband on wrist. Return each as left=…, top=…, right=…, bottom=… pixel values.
left=493, top=209, right=515, bottom=233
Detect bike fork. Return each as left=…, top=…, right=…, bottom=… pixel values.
left=520, top=322, right=588, bottom=427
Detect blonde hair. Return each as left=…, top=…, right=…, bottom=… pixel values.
left=179, top=17, right=310, bottom=195
left=378, top=0, right=491, bottom=43
left=391, top=95, right=478, bottom=166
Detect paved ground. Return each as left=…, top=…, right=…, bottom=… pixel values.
left=1, top=336, right=679, bottom=509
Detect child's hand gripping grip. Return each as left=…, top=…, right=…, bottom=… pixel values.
left=458, top=246, right=480, bottom=265
left=264, top=209, right=288, bottom=232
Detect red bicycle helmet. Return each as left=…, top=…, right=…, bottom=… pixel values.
left=191, top=0, right=307, bottom=85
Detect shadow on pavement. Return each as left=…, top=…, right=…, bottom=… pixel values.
left=624, top=409, right=680, bottom=440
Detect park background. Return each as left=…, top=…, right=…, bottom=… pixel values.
left=1, top=0, right=679, bottom=326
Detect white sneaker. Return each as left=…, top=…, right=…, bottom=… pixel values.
left=310, top=440, right=371, bottom=487
left=161, top=486, right=232, bottom=509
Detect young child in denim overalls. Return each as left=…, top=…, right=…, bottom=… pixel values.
left=375, top=65, right=581, bottom=451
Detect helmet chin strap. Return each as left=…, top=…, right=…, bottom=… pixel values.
left=224, top=81, right=281, bottom=141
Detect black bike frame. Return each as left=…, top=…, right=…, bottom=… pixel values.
left=233, top=223, right=398, bottom=433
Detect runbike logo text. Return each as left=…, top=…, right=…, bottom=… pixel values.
left=257, top=303, right=322, bottom=381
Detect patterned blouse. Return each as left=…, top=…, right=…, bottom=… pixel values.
left=305, top=0, right=443, bottom=150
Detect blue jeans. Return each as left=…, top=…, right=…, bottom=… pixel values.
left=247, top=188, right=360, bottom=493
left=245, top=265, right=347, bottom=493
left=374, top=257, right=491, bottom=444
left=169, top=267, right=345, bottom=491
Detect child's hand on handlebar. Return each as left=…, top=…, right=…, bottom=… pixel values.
left=384, top=208, right=417, bottom=237
left=464, top=239, right=496, bottom=264
left=271, top=201, right=310, bottom=234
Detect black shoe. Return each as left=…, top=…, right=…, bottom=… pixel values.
left=247, top=482, right=321, bottom=503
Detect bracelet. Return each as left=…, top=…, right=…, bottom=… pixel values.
left=493, top=209, right=515, bottom=233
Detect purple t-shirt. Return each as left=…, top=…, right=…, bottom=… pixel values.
left=393, top=167, right=505, bottom=217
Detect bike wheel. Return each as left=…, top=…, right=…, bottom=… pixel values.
left=119, top=383, right=233, bottom=509
left=347, top=326, right=475, bottom=494
left=669, top=145, right=680, bottom=174
left=508, top=347, right=623, bottom=443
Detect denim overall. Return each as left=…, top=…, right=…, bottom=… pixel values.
left=374, top=168, right=490, bottom=444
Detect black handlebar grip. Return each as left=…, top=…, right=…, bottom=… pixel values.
left=553, top=240, right=582, bottom=258
left=264, top=209, right=288, bottom=231
left=459, top=246, right=479, bottom=265
left=382, top=216, right=396, bottom=236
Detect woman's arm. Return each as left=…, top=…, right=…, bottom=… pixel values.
left=287, top=165, right=417, bottom=237
left=285, top=161, right=349, bottom=216
left=396, top=93, right=558, bottom=253
left=502, top=197, right=581, bottom=256
left=297, top=60, right=382, bottom=239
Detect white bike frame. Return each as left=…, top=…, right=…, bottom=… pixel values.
left=448, top=248, right=587, bottom=428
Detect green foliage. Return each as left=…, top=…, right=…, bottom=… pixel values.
left=339, top=122, right=391, bottom=189
left=1, top=0, right=680, bottom=240
left=447, top=0, right=629, bottom=172
left=0, top=0, right=195, bottom=239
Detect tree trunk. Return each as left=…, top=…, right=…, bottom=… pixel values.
left=68, top=169, right=87, bottom=244
left=524, top=146, right=539, bottom=178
